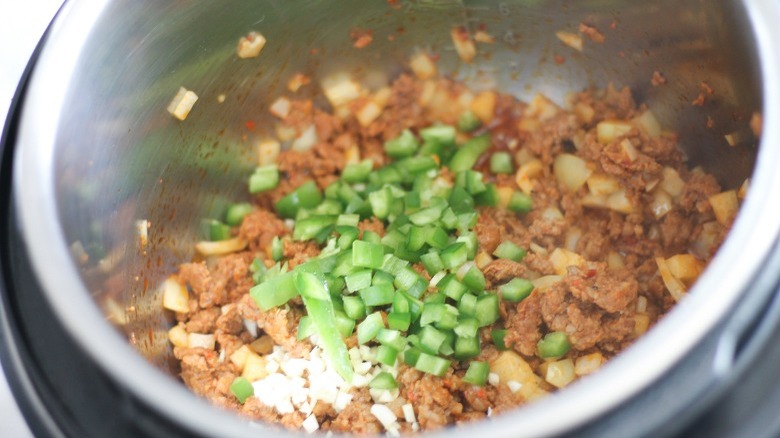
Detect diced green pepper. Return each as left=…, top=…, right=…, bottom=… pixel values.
left=493, top=241, right=527, bottom=262
left=249, top=164, right=280, bottom=194
left=230, top=377, right=254, bottom=403
left=537, top=331, right=571, bottom=359
left=498, top=278, right=534, bottom=303
left=462, top=361, right=490, bottom=386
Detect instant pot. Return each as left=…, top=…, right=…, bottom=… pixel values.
left=3, top=0, right=780, bottom=437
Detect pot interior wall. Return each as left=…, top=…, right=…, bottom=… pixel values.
left=51, top=0, right=759, bottom=379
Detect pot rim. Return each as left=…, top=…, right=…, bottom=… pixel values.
left=13, top=1, right=780, bottom=437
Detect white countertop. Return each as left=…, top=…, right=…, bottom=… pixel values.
left=1, top=1, right=63, bottom=437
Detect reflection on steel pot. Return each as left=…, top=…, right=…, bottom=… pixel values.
left=9, top=0, right=780, bottom=437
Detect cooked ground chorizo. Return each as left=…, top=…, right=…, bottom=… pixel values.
left=161, top=71, right=740, bottom=435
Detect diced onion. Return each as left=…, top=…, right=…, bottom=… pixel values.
left=555, top=30, right=583, bottom=51
left=738, top=178, right=749, bottom=200
left=470, top=91, right=497, bottom=124
left=291, top=125, right=319, bottom=151
left=167, top=86, right=198, bottom=121
left=515, top=159, right=544, bottom=194
left=322, top=73, right=362, bottom=107
left=302, top=414, right=319, bottom=433
left=195, top=237, right=248, bottom=256
left=474, top=251, right=493, bottom=269
left=549, top=248, right=584, bottom=276
left=136, top=219, right=149, bottom=249
left=708, top=190, right=739, bottom=226
left=237, top=31, right=267, bottom=58
left=371, top=404, right=398, bottom=429
left=586, top=173, right=620, bottom=196
left=402, top=403, right=416, bottom=423
left=574, top=352, right=604, bottom=376
left=634, top=313, right=651, bottom=337
left=162, top=275, right=189, bottom=313
left=409, top=51, right=437, bottom=80
left=287, top=73, right=311, bottom=92
left=258, top=139, right=281, bottom=166
left=188, top=333, right=215, bottom=350
left=525, top=94, right=561, bottom=122
left=665, top=254, right=703, bottom=285
left=619, top=138, right=639, bottom=162
left=451, top=26, right=477, bottom=63
left=650, top=189, right=673, bottom=219
left=269, top=96, right=292, bottom=119
left=168, top=323, right=189, bottom=348
left=656, top=257, right=686, bottom=302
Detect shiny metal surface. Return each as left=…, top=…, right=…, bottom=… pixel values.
left=12, top=0, right=780, bottom=436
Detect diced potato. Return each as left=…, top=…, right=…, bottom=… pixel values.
left=475, top=251, right=493, bottom=270
left=650, top=188, right=673, bottom=219
left=470, top=91, right=497, bottom=124
left=549, top=248, right=585, bottom=276
left=322, top=73, right=362, bottom=107
left=545, top=358, right=576, bottom=388
left=356, top=101, right=383, bottom=127
left=587, top=173, right=620, bottom=196
left=168, top=323, right=189, bottom=348
left=188, top=333, right=216, bottom=350
left=515, top=159, right=544, bottom=194
left=666, top=254, right=703, bottom=285
left=242, top=353, right=269, bottom=382
left=269, top=96, right=291, bottom=119
left=526, top=93, right=560, bottom=122
left=532, top=275, right=562, bottom=292
left=230, top=345, right=254, bottom=369
left=451, top=26, right=477, bottom=63
left=553, top=154, right=592, bottom=192
left=167, top=87, right=198, bottom=121
left=656, top=257, right=686, bottom=302
left=515, top=148, right=537, bottom=166
left=344, top=144, right=361, bottom=165
left=162, top=275, right=189, bottom=313
left=409, top=51, right=437, bottom=80
left=555, top=30, right=583, bottom=52
left=195, top=237, right=248, bottom=257
left=373, top=87, right=393, bottom=108
left=574, top=102, right=595, bottom=124
left=660, top=167, right=685, bottom=198
left=291, top=124, right=319, bottom=151
left=258, top=139, right=281, bottom=166
left=518, top=118, right=541, bottom=133
left=606, top=189, right=635, bottom=214
left=634, top=313, right=651, bottom=338
left=574, top=353, right=604, bottom=376
left=631, top=110, right=661, bottom=137
left=490, top=351, right=547, bottom=401
left=607, top=251, right=625, bottom=269
left=597, top=120, right=633, bottom=144
left=496, top=186, right=515, bottom=209
left=708, top=190, right=739, bottom=226
left=236, top=31, right=266, bottom=59
left=619, top=138, right=639, bottom=162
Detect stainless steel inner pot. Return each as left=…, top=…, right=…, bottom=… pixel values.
left=13, top=0, right=780, bottom=437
